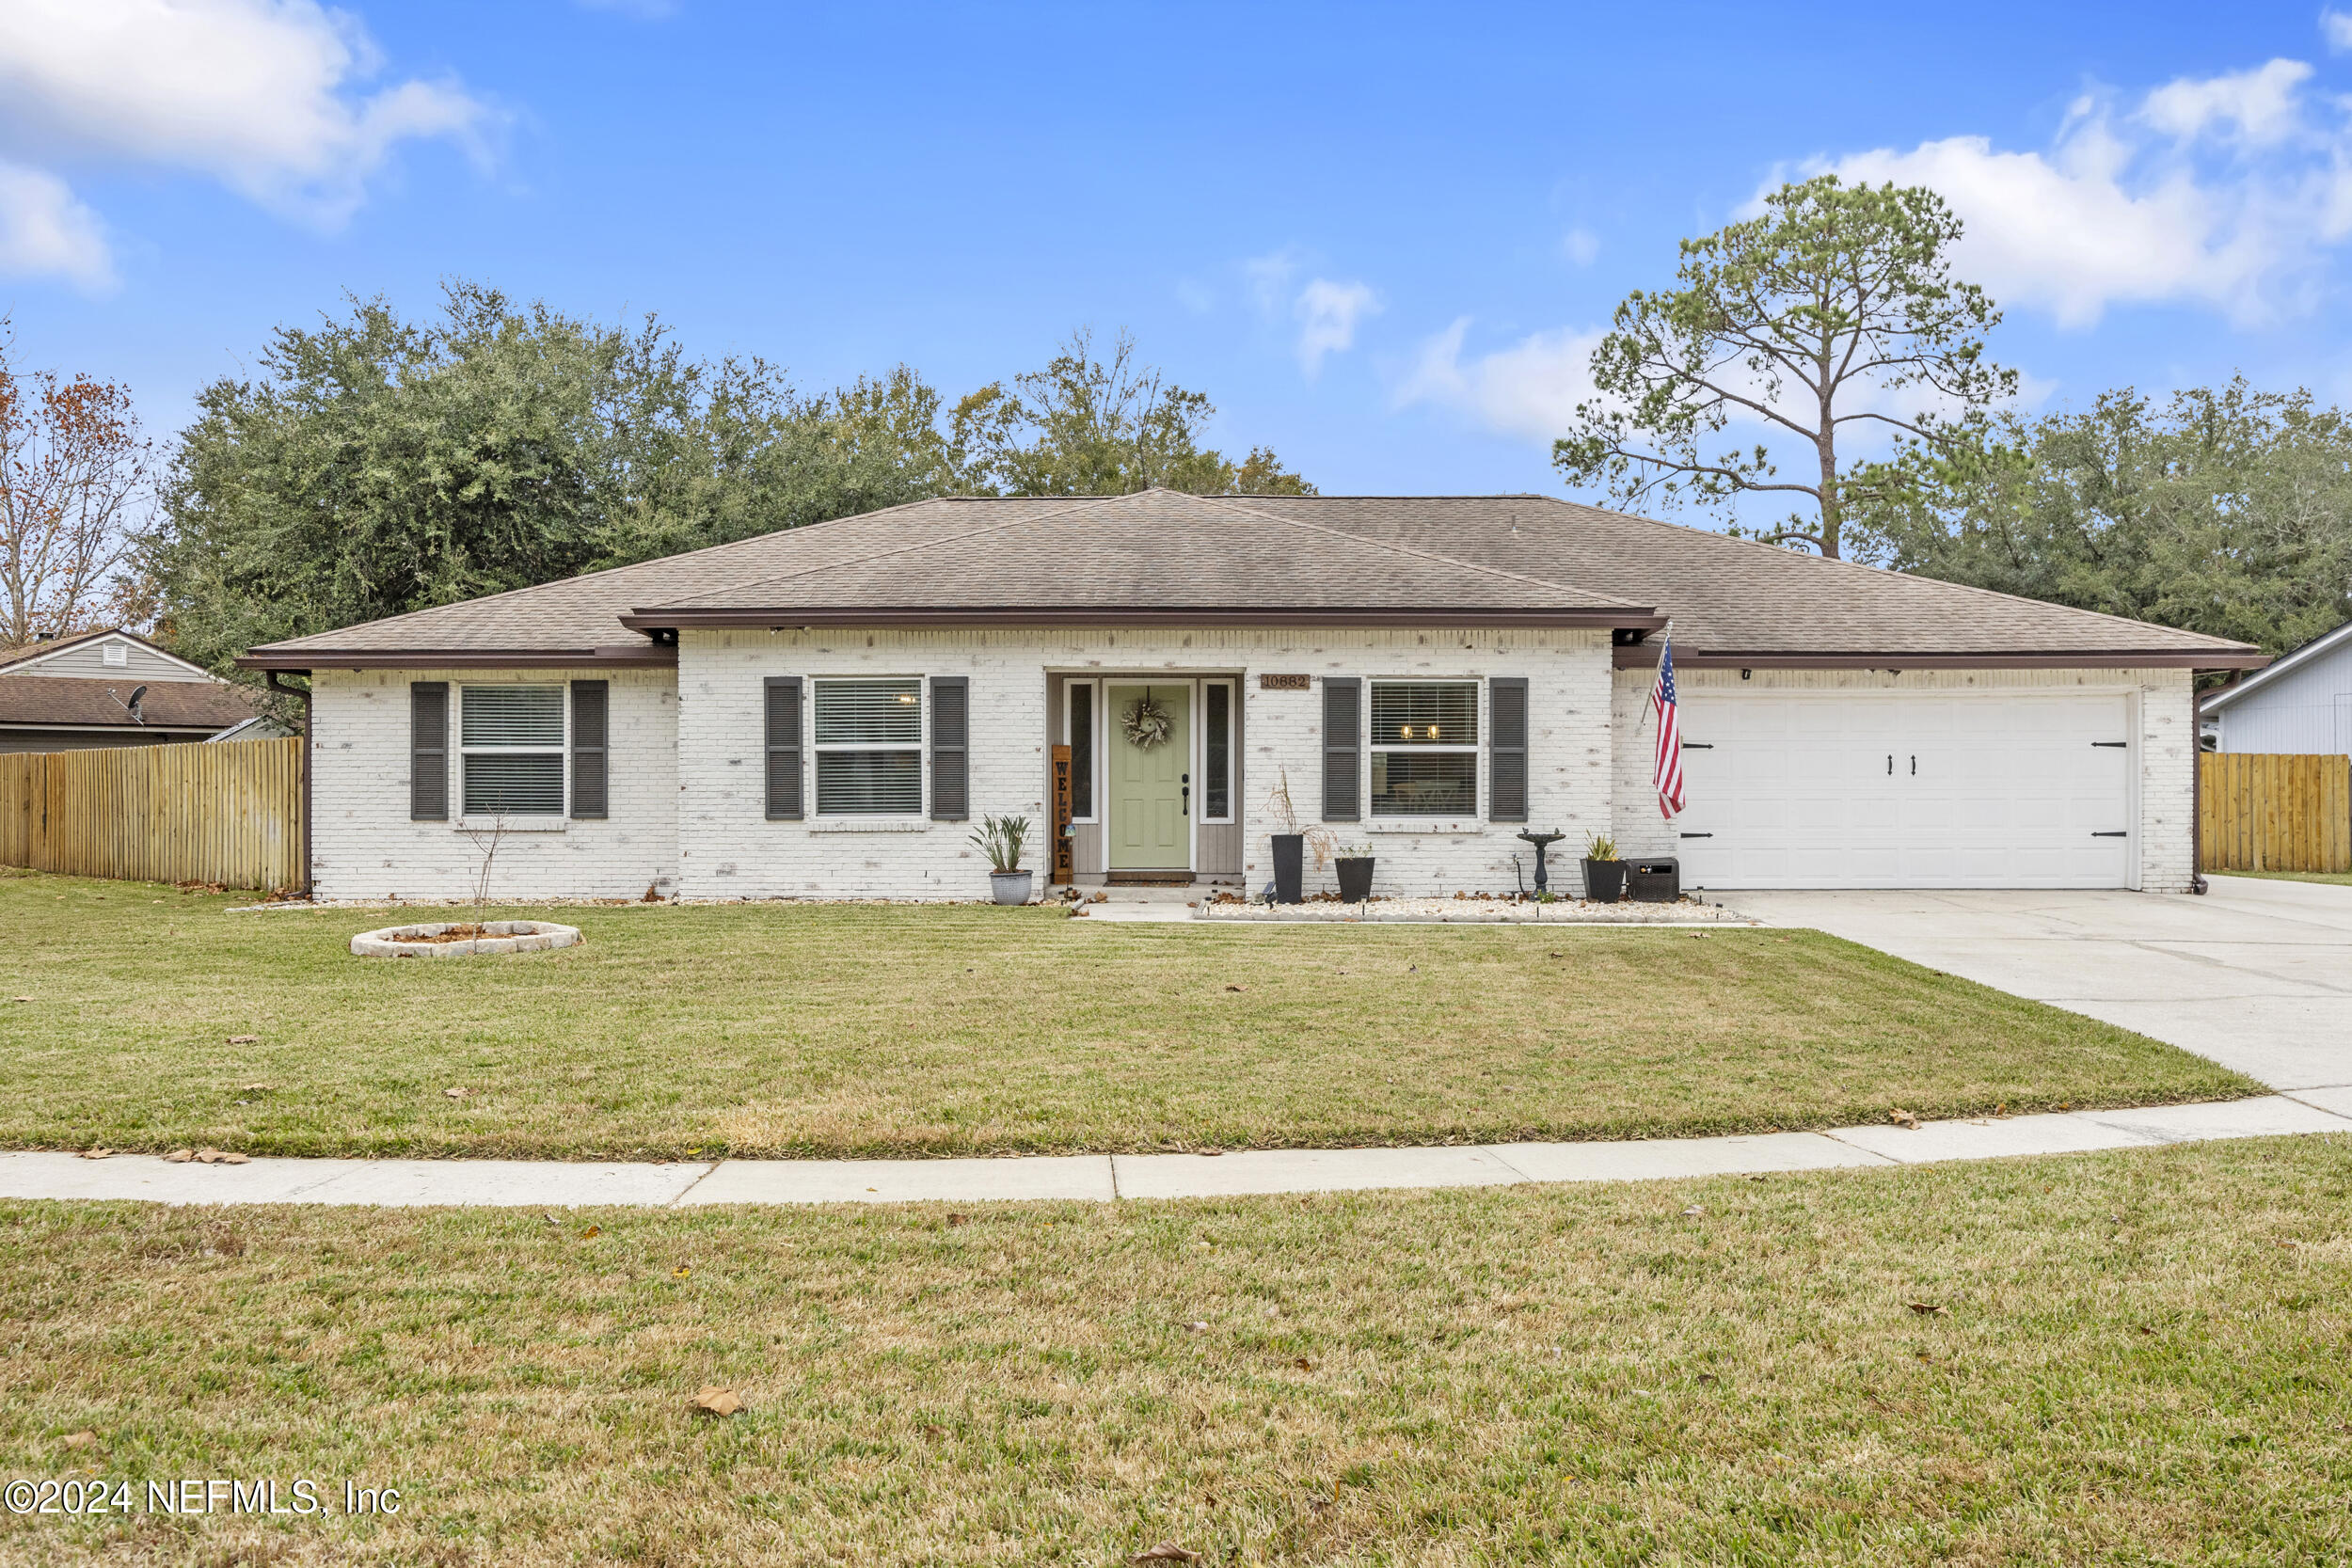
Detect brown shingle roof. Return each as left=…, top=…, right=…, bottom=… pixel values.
left=0, top=674, right=257, bottom=732
left=240, top=490, right=2265, bottom=669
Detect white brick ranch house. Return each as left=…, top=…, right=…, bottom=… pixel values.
left=238, top=490, right=2265, bottom=902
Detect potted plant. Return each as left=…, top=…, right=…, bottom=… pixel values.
left=1261, top=770, right=1333, bottom=904
left=1581, top=831, right=1627, bottom=903
left=970, top=815, right=1033, bottom=904
left=1334, top=844, right=1375, bottom=903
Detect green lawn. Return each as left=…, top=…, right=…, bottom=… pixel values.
left=2212, top=869, right=2352, bottom=887
left=5, top=1138, right=2350, bottom=1565
left=0, top=868, right=2254, bottom=1160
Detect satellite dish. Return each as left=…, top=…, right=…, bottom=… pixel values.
left=126, top=683, right=148, bottom=723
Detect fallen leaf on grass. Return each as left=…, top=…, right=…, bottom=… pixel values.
left=10, top=995, right=29, bottom=1003
left=77, top=1148, right=112, bottom=1160
left=1223, top=984, right=1243, bottom=992
left=240, top=1084, right=271, bottom=1094
left=194, top=1148, right=248, bottom=1165
left=1907, top=1302, right=1948, bottom=1317
left=1680, top=1204, right=1705, bottom=1217
left=61, top=1432, right=97, bottom=1450
left=920, top=1422, right=946, bottom=1438
left=579, top=1225, right=601, bottom=1239
left=1182, top=1321, right=1209, bottom=1334
left=946, top=1213, right=969, bottom=1227
left=443, top=1087, right=469, bottom=1100
left=1293, top=1356, right=1315, bottom=1371
left=673, top=1264, right=691, bottom=1279
left=226, top=1035, right=259, bottom=1045
left=690, top=1386, right=742, bottom=1418
left=1131, top=1545, right=1201, bottom=1565
left=1889, top=1107, right=1922, bottom=1130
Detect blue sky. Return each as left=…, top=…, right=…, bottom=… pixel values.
left=4, top=1, right=2349, bottom=515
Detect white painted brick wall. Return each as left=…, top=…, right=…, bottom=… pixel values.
left=310, top=667, right=679, bottom=902
left=675, top=626, right=1615, bottom=900
left=1610, top=664, right=2198, bottom=892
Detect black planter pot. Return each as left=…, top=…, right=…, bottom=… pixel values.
left=1581, top=857, right=1627, bottom=903
left=1335, top=856, right=1375, bottom=902
left=1271, top=833, right=1305, bottom=904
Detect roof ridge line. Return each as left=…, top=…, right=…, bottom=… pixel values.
left=638, top=494, right=1118, bottom=609
left=1524, top=497, right=2255, bottom=651
left=1189, top=491, right=1650, bottom=609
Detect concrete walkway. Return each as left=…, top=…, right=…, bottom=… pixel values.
left=1730, top=876, right=2352, bottom=1093
left=4, top=1093, right=2344, bottom=1208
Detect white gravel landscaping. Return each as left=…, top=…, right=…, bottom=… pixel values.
left=1197, top=896, right=1754, bottom=925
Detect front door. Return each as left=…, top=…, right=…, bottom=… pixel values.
left=1106, top=682, right=1190, bottom=871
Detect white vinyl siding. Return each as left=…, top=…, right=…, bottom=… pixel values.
left=461, top=685, right=564, bottom=816
left=1369, top=680, right=1479, bottom=816
left=813, top=677, right=922, bottom=815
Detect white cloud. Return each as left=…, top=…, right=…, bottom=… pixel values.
left=0, top=0, right=492, bottom=282
left=1244, top=247, right=1302, bottom=315
left=1294, top=277, right=1379, bottom=374
left=2139, top=58, right=2311, bottom=146
left=1394, top=317, right=1609, bottom=443
left=2324, top=9, right=2352, bottom=53
left=1561, top=227, right=1599, bottom=265
left=1804, top=61, right=2352, bottom=327
left=0, top=160, right=113, bottom=291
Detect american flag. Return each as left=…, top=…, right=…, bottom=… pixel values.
left=1651, top=637, right=1685, bottom=819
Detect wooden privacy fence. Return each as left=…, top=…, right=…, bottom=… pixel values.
left=2200, top=752, right=2352, bottom=874
left=0, top=736, right=305, bottom=892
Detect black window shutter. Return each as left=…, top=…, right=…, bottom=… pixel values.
left=930, top=675, right=969, bottom=821
left=764, top=677, right=802, bottom=820
left=1489, top=677, right=1528, bottom=823
left=1322, top=676, right=1360, bottom=822
left=410, top=682, right=448, bottom=821
left=570, top=680, right=609, bottom=819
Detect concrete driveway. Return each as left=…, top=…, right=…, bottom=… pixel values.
left=1728, top=876, right=2352, bottom=1097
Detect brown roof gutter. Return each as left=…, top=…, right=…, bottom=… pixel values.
left=623, top=607, right=1668, bottom=632
left=1612, top=647, right=2272, bottom=671
left=235, top=644, right=679, bottom=673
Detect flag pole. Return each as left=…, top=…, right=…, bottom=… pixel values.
left=1633, top=619, right=1674, bottom=738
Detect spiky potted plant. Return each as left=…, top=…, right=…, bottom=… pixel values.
left=1261, top=770, right=1332, bottom=905
left=971, top=815, right=1034, bottom=905
left=1333, top=844, right=1375, bottom=903
left=1581, top=831, right=1626, bottom=904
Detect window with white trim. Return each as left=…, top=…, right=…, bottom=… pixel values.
left=1065, top=680, right=1097, bottom=822
left=1200, top=678, right=1233, bottom=822
left=461, top=685, right=565, bottom=816
left=1369, top=680, right=1478, bottom=816
left=814, top=677, right=922, bottom=815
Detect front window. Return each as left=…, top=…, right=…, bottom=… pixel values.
left=461, top=685, right=564, bottom=816
left=1369, top=680, right=1477, bottom=816
left=814, top=677, right=922, bottom=815
left=1201, top=679, right=1232, bottom=821
left=1067, top=682, right=1095, bottom=820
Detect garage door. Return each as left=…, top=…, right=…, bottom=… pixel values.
left=1668, top=693, right=2135, bottom=889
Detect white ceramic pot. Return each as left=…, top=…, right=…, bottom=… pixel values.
left=990, top=870, right=1034, bottom=906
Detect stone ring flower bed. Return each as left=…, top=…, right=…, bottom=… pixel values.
left=350, top=920, right=584, bottom=958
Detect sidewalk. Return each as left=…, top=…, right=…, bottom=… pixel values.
left=3, top=1092, right=2344, bottom=1209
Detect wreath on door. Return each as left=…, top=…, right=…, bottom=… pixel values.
left=1122, top=689, right=1173, bottom=750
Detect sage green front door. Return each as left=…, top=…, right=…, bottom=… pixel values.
left=1107, top=682, right=1190, bottom=871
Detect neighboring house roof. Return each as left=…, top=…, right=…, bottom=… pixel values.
left=206, top=713, right=294, bottom=742
left=0, top=673, right=260, bottom=734
left=2199, top=619, right=2352, bottom=713
left=0, top=626, right=215, bottom=680
left=239, top=490, right=2268, bottom=673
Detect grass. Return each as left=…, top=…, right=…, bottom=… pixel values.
left=0, top=869, right=2256, bottom=1161
left=4, top=1137, right=2350, bottom=1564
left=2211, top=869, right=2352, bottom=887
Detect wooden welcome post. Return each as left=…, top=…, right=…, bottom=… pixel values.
left=1050, top=743, right=1073, bottom=885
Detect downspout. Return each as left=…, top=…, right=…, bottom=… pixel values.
left=267, top=671, right=313, bottom=896
left=2189, top=674, right=2207, bottom=895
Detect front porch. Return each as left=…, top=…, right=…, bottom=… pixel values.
left=1047, top=670, right=1247, bottom=893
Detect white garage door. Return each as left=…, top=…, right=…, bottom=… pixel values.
left=1668, top=693, right=2136, bottom=889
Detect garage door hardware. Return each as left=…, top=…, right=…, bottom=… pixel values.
left=2091, top=741, right=2129, bottom=748
left=1678, top=832, right=1713, bottom=838
left=2091, top=831, right=2128, bottom=837
left=1679, top=741, right=1713, bottom=749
